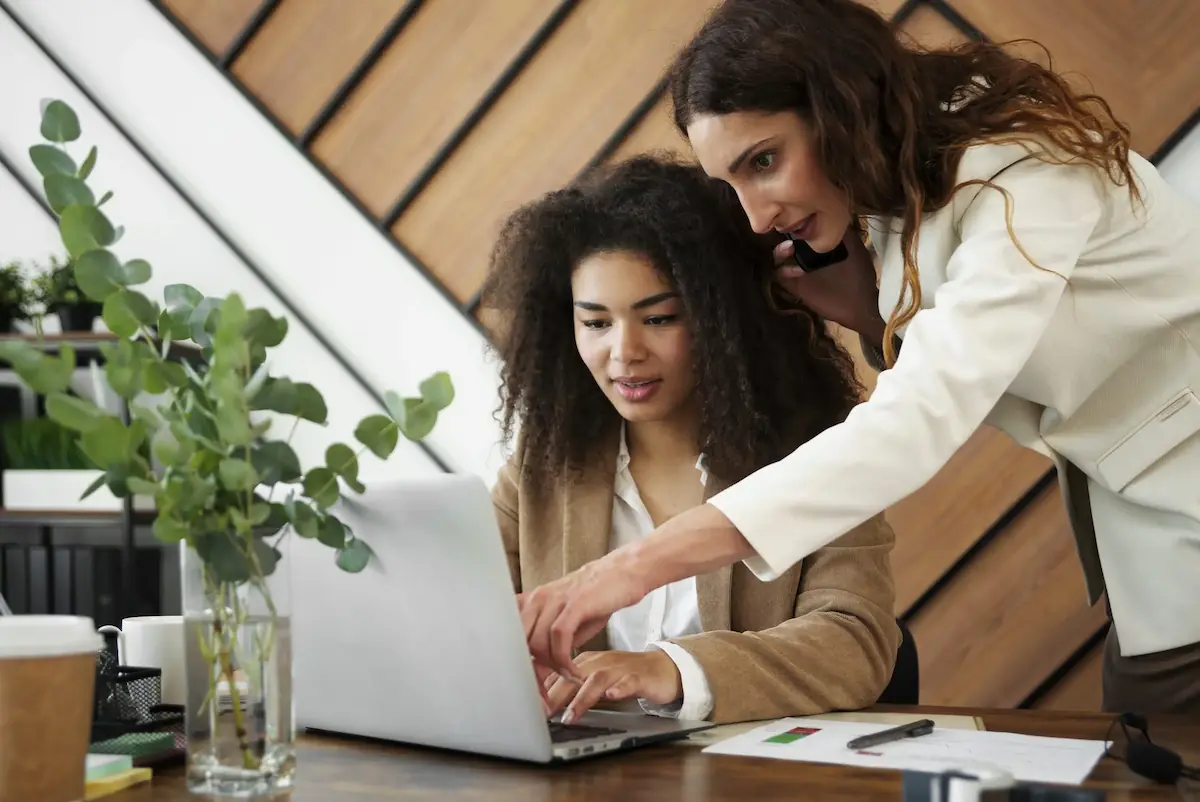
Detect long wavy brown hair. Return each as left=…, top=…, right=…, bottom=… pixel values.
left=480, top=155, right=863, bottom=491
left=669, top=0, right=1138, bottom=366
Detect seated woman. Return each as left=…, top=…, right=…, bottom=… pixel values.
left=480, top=155, right=900, bottom=725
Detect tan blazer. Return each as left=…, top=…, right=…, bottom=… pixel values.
left=491, top=425, right=901, bottom=724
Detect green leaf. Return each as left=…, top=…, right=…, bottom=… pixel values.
left=197, top=532, right=252, bottom=584
left=153, top=515, right=190, bottom=544
left=419, top=372, right=455, bottom=411
left=252, top=538, right=282, bottom=578
left=249, top=502, right=272, bottom=526
left=60, top=205, right=115, bottom=258
left=317, top=514, right=346, bottom=548
left=44, top=174, right=95, bottom=214
left=97, top=191, right=113, bottom=207
left=303, top=467, right=339, bottom=509
left=262, top=502, right=289, bottom=533
left=164, top=284, right=203, bottom=310
left=218, top=458, right=258, bottom=492
left=143, top=360, right=186, bottom=395
left=102, top=289, right=157, bottom=337
left=243, top=308, right=287, bottom=349
left=188, top=297, right=219, bottom=347
left=229, top=507, right=253, bottom=534
left=29, top=144, right=77, bottom=178
left=325, top=443, right=360, bottom=487
left=78, top=146, right=97, bottom=180
left=122, top=259, right=151, bottom=286
left=353, top=414, right=398, bottom=459
left=73, top=248, right=123, bottom=301
left=385, top=392, right=437, bottom=441
left=252, top=441, right=302, bottom=485
left=103, top=339, right=144, bottom=399
left=294, top=383, right=327, bottom=424
left=157, top=308, right=191, bottom=341
left=249, top=377, right=297, bottom=416
left=130, top=402, right=161, bottom=430
left=336, top=537, right=374, bottom=573
left=80, top=471, right=108, bottom=500
left=152, top=431, right=180, bottom=466
left=288, top=499, right=319, bottom=539
left=79, top=417, right=134, bottom=469
left=215, top=402, right=253, bottom=446
left=10, top=346, right=76, bottom=396
left=126, top=477, right=160, bottom=497
left=41, top=100, right=81, bottom=143
left=46, top=392, right=105, bottom=433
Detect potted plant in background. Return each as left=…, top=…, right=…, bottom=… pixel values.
left=0, top=99, right=456, bottom=797
left=0, top=415, right=147, bottom=511
left=0, top=261, right=32, bottom=333
left=34, top=253, right=103, bottom=333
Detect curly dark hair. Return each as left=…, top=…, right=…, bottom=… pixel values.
left=479, top=154, right=863, bottom=491
left=669, top=0, right=1138, bottom=366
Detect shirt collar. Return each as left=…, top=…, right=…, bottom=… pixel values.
left=616, top=423, right=709, bottom=487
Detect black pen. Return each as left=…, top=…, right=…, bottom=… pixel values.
left=846, top=719, right=935, bottom=750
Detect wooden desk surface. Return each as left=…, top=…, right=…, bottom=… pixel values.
left=113, top=706, right=1198, bottom=801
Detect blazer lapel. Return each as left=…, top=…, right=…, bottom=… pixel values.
left=696, top=471, right=732, bottom=632
left=562, top=426, right=620, bottom=653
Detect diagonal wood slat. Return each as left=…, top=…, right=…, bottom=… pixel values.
left=907, top=486, right=1109, bottom=707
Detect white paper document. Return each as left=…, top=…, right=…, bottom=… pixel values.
left=702, top=717, right=1108, bottom=785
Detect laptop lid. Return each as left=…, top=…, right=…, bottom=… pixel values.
left=289, top=473, right=556, bottom=762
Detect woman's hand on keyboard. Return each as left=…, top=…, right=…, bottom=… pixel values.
left=542, top=650, right=682, bottom=725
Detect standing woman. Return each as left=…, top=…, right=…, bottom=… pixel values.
left=519, top=0, right=1200, bottom=714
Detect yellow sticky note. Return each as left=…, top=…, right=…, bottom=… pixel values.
left=84, top=767, right=152, bottom=800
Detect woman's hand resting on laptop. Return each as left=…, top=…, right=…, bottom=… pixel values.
left=542, top=650, right=681, bottom=725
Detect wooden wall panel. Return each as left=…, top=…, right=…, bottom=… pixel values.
left=1034, top=636, right=1106, bottom=712
left=232, top=0, right=406, bottom=134
left=949, top=0, right=1200, bottom=154
left=609, top=98, right=689, bottom=163
left=159, top=0, right=261, bottom=54
left=907, top=486, right=1109, bottom=707
left=899, top=4, right=969, bottom=50
left=391, top=0, right=713, bottom=303
left=889, top=428, right=1050, bottom=614
left=313, top=0, right=562, bottom=217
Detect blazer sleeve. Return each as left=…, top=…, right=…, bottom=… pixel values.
left=665, top=514, right=900, bottom=723
left=709, top=155, right=1106, bottom=580
left=491, top=457, right=522, bottom=593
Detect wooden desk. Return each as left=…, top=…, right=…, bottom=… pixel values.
left=111, top=706, right=1198, bottom=800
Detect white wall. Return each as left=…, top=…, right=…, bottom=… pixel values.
left=0, top=163, right=61, bottom=261
left=0, top=1, right=508, bottom=483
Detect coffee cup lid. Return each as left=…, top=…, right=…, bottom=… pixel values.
left=0, top=615, right=104, bottom=658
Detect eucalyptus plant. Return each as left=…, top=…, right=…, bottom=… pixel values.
left=0, top=98, right=453, bottom=582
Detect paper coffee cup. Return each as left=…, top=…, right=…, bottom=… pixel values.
left=0, top=615, right=102, bottom=802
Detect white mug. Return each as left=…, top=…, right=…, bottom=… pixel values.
left=100, top=616, right=186, bottom=706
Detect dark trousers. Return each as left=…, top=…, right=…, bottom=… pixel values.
left=1103, top=625, right=1200, bottom=714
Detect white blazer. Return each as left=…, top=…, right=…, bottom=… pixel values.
left=709, top=139, right=1200, bottom=657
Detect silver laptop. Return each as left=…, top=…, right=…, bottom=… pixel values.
left=289, top=473, right=713, bottom=763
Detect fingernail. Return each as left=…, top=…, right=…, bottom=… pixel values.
left=780, top=239, right=794, bottom=251
left=562, top=708, right=575, bottom=725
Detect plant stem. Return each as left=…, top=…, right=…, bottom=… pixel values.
left=203, top=570, right=257, bottom=771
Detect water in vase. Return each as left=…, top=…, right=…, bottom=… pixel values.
left=183, top=613, right=296, bottom=797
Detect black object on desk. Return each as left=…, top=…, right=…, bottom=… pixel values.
left=847, top=718, right=935, bottom=750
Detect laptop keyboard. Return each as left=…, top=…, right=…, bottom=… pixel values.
left=548, top=721, right=625, bottom=743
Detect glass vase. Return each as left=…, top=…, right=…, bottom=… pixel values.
left=180, top=541, right=295, bottom=797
